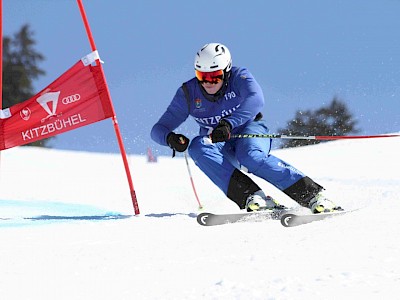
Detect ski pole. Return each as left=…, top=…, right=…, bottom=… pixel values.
left=230, top=133, right=400, bottom=140
left=183, top=151, right=203, bottom=210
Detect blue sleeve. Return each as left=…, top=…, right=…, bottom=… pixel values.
left=151, top=87, right=189, bottom=146
left=225, top=68, right=264, bottom=129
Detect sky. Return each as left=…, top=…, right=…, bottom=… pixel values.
left=0, top=136, right=399, bottom=299
left=2, top=0, right=400, bottom=155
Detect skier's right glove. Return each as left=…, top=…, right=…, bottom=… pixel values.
left=167, top=132, right=190, bottom=156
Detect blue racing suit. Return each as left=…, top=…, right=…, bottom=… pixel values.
left=151, top=67, right=322, bottom=209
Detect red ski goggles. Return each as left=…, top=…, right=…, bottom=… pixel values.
left=195, top=69, right=224, bottom=84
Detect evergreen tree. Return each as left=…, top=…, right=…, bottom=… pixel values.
left=278, top=98, right=360, bottom=148
left=2, top=24, right=50, bottom=147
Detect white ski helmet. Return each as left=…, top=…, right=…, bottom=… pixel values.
left=194, top=43, right=232, bottom=73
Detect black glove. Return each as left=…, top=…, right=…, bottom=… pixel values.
left=211, top=120, right=231, bottom=143
left=167, top=132, right=190, bottom=153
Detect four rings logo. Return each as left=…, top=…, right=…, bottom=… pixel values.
left=62, top=94, right=81, bottom=104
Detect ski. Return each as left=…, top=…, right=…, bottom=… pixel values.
left=280, top=209, right=354, bottom=227
left=197, top=209, right=289, bottom=226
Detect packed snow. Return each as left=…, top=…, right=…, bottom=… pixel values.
left=0, top=135, right=399, bottom=300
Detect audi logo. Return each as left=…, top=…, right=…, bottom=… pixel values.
left=62, top=94, right=81, bottom=104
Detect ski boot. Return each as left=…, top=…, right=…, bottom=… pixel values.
left=246, top=190, right=286, bottom=212
left=309, top=193, right=343, bottom=213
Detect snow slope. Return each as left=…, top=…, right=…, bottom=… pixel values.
left=0, top=135, right=399, bottom=300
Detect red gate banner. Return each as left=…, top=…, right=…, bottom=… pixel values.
left=0, top=51, right=113, bottom=150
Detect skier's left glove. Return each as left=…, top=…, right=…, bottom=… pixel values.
left=210, top=120, right=231, bottom=143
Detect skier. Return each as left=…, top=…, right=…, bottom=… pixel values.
left=151, top=43, right=341, bottom=213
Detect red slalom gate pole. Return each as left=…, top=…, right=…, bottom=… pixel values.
left=76, top=0, right=140, bottom=215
